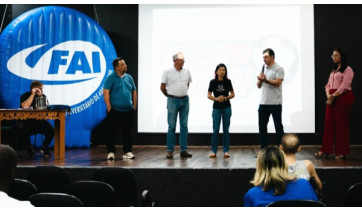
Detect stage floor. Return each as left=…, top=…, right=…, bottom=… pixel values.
left=17, top=145, right=362, bottom=168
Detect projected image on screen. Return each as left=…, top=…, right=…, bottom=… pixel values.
left=139, top=5, right=315, bottom=133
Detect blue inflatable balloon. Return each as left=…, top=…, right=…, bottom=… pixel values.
left=0, top=6, right=117, bottom=147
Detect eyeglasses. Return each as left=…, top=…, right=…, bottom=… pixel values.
left=331, top=55, right=340, bottom=59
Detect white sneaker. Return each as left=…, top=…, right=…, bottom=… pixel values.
left=107, top=152, right=115, bottom=160
left=123, top=152, right=135, bottom=159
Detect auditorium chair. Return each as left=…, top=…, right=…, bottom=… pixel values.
left=141, top=190, right=155, bottom=207
left=29, top=193, right=83, bottom=207
left=267, top=200, right=326, bottom=207
left=28, top=166, right=71, bottom=193
left=92, top=167, right=138, bottom=206
left=66, top=180, right=117, bottom=207
left=8, top=178, right=37, bottom=201
left=310, top=176, right=323, bottom=201
left=344, top=182, right=362, bottom=206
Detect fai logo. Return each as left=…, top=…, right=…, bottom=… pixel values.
left=7, top=41, right=106, bottom=106
left=0, top=5, right=117, bottom=147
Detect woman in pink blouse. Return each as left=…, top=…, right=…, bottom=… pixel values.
left=315, top=48, right=354, bottom=159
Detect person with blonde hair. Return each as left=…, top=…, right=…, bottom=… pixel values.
left=244, top=146, right=317, bottom=207
left=280, top=133, right=322, bottom=191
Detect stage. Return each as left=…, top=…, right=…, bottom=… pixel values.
left=15, top=145, right=362, bottom=207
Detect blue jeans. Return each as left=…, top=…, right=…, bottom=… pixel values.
left=211, top=106, right=232, bottom=153
left=258, top=105, right=284, bottom=148
left=167, top=96, right=189, bottom=152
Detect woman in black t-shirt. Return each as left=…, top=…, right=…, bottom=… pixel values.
left=207, top=63, right=235, bottom=158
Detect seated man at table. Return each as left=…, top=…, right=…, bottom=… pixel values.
left=19, top=81, right=54, bottom=158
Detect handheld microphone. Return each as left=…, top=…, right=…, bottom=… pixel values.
left=261, top=65, right=265, bottom=74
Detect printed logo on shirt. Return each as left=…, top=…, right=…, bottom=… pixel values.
left=217, top=84, right=225, bottom=92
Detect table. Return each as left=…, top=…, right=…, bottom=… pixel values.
left=0, top=109, right=67, bottom=159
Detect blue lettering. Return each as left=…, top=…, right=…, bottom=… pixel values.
left=92, top=52, right=101, bottom=73
left=66, top=51, right=91, bottom=74
left=48, top=50, right=69, bottom=74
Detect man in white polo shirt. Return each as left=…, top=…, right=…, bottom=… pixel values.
left=256, top=48, right=285, bottom=150
left=160, top=52, right=192, bottom=159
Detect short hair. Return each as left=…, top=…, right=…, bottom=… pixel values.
left=30, top=81, right=43, bottom=90
left=281, top=133, right=300, bottom=155
left=0, top=145, right=18, bottom=180
left=251, top=146, right=294, bottom=195
left=263, top=48, right=275, bottom=57
left=112, top=57, right=124, bottom=70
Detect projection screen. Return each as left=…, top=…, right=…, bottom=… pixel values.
left=138, top=4, right=315, bottom=133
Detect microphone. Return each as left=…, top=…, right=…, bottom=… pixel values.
left=261, top=65, right=265, bottom=74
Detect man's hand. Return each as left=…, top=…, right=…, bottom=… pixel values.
left=32, top=88, right=42, bottom=96
left=257, top=73, right=266, bottom=81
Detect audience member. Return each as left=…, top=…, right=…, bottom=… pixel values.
left=0, top=144, right=33, bottom=207
left=280, top=133, right=322, bottom=191
left=244, top=146, right=317, bottom=207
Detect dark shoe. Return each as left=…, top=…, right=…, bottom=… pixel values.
left=335, top=154, right=345, bottom=159
left=314, top=151, right=329, bottom=158
left=180, top=151, right=192, bottom=158
left=41, top=147, right=51, bottom=158
left=166, top=151, right=173, bottom=159
left=26, top=149, right=34, bottom=159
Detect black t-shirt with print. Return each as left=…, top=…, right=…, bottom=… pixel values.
left=208, top=79, right=233, bottom=109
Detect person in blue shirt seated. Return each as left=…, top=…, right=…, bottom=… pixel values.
left=244, top=146, right=318, bottom=207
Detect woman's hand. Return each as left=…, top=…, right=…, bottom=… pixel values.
left=217, top=95, right=225, bottom=103
left=326, top=95, right=335, bottom=105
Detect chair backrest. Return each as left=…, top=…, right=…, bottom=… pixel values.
left=8, top=178, right=37, bottom=201
left=93, top=167, right=138, bottom=206
left=141, top=190, right=155, bottom=207
left=28, top=166, right=71, bottom=193
left=344, top=182, right=362, bottom=206
left=29, top=193, right=83, bottom=207
left=267, top=200, right=326, bottom=207
left=309, top=176, right=323, bottom=200
left=66, top=180, right=117, bottom=207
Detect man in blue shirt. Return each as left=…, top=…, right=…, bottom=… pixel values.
left=103, top=57, right=137, bottom=160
